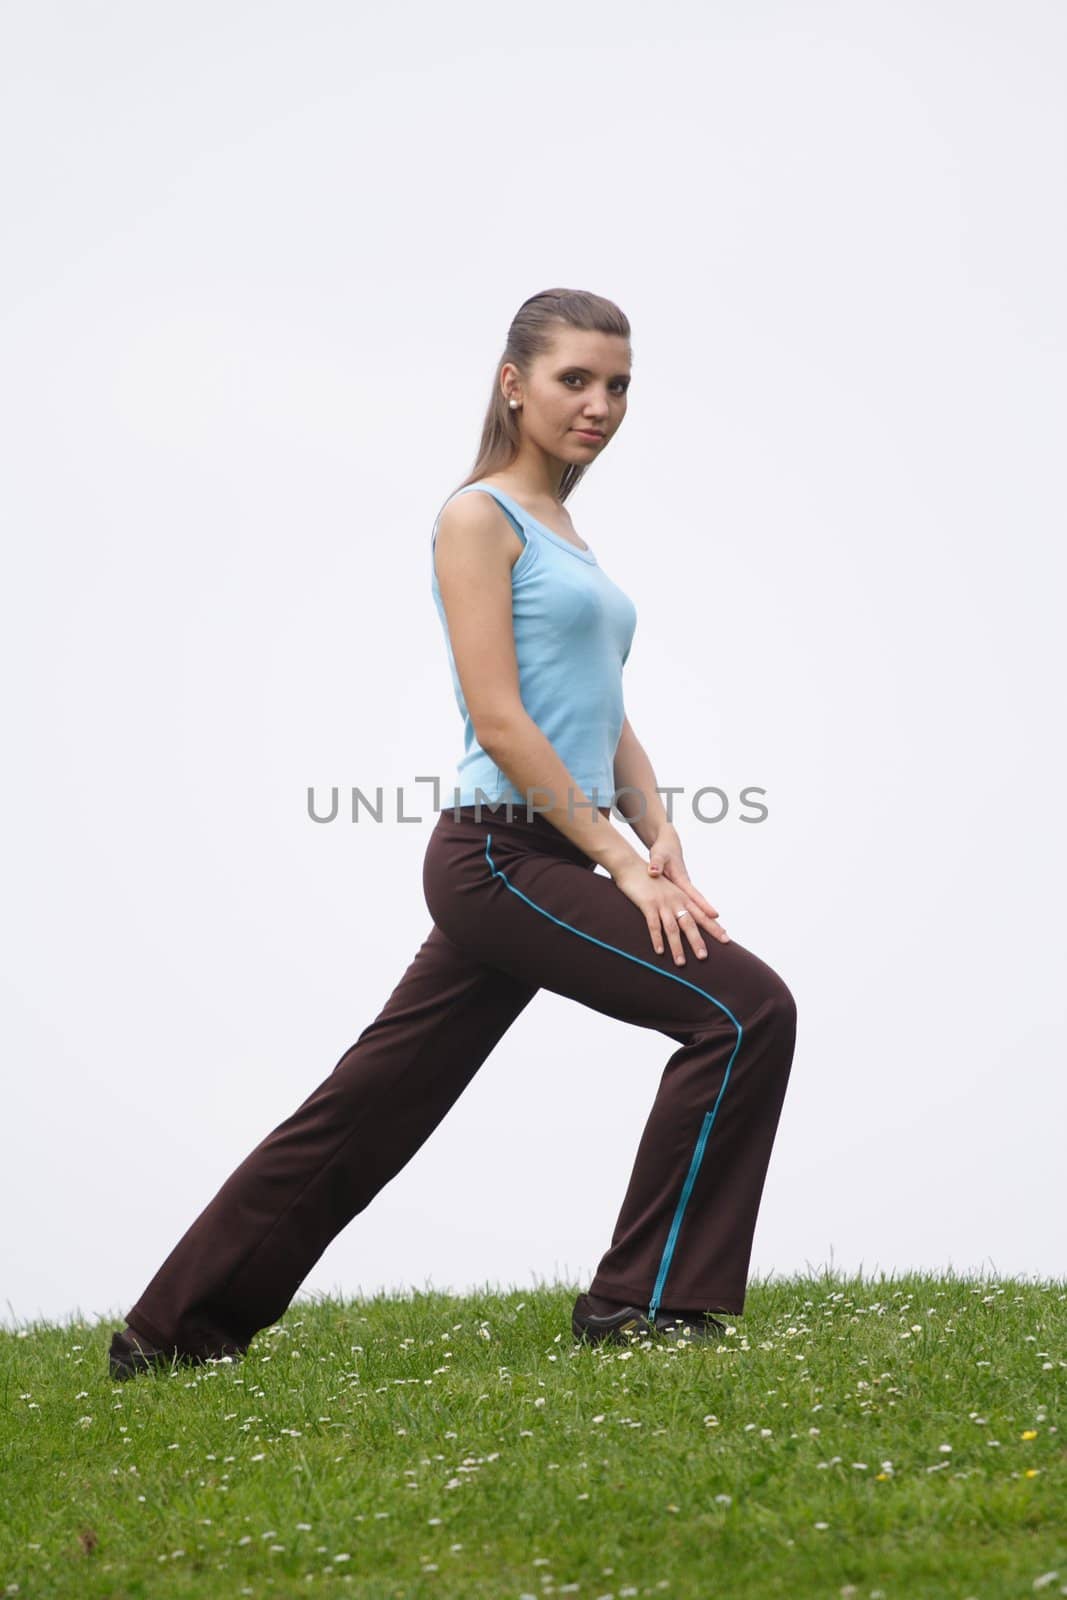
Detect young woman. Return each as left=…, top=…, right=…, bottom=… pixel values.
left=109, top=287, right=797, bottom=1379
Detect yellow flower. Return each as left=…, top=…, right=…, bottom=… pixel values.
left=1024, top=1468, right=1041, bottom=1478
left=1021, top=1430, right=1038, bottom=1440
left=875, top=1472, right=889, bottom=1481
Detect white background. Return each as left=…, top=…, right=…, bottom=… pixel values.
left=2, top=0, right=1064, bottom=1333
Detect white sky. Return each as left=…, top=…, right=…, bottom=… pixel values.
left=2, top=0, right=1064, bottom=1334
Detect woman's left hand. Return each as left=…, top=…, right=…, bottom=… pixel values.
left=646, top=824, right=730, bottom=943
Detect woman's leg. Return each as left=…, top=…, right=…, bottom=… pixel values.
left=423, top=808, right=798, bottom=1322
left=124, top=923, right=539, bottom=1360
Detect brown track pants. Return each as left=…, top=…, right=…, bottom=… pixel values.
left=125, top=804, right=797, bottom=1360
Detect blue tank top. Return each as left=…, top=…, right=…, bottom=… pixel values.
left=430, top=480, right=638, bottom=809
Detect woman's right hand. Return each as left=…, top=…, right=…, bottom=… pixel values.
left=610, top=857, right=728, bottom=966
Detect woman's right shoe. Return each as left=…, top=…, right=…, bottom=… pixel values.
left=108, top=1326, right=189, bottom=1381
left=572, top=1292, right=654, bottom=1345
left=650, top=1309, right=727, bottom=1342
left=109, top=1323, right=249, bottom=1380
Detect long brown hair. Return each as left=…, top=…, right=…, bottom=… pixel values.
left=453, top=287, right=631, bottom=506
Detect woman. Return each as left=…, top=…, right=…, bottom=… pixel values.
left=108, top=287, right=797, bottom=1380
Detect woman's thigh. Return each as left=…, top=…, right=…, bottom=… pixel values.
left=423, top=811, right=794, bottom=1045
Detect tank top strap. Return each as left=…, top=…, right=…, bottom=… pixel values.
left=431, top=481, right=528, bottom=548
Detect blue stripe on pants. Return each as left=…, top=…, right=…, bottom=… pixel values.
left=484, top=833, right=743, bottom=1325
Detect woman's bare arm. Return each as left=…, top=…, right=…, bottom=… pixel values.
left=611, top=715, right=674, bottom=847
left=433, top=493, right=642, bottom=875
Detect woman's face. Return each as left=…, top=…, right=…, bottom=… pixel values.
left=505, top=328, right=631, bottom=465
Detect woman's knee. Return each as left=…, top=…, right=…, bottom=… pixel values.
left=752, top=970, right=797, bottom=1043
left=776, top=975, right=798, bottom=1028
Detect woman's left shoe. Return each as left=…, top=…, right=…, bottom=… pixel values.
left=573, top=1292, right=727, bottom=1346
left=651, top=1309, right=727, bottom=1343
left=572, top=1293, right=654, bottom=1345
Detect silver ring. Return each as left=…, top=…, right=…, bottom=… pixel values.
left=676, top=908, right=690, bottom=918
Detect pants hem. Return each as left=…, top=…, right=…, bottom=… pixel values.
left=588, top=1275, right=746, bottom=1316
left=125, top=1305, right=247, bottom=1364
left=124, top=1307, right=174, bottom=1350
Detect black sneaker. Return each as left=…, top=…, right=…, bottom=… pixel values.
left=650, top=1309, right=727, bottom=1343
left=107, top=1325, right=245, bottom=1381
left=108, top=1326, right=190, bottom=1381
left=572, top=1292, right=653, bottom=1345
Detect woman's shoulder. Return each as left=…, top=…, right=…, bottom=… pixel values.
left=432, top=483, right=527, bottom=571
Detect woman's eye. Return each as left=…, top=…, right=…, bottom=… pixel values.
left=562, top=374, right=629, bottom=393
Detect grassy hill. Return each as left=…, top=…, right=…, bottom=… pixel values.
left=2, top=1270, right=1064, bottom=1598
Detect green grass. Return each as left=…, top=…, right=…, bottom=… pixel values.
left=2, top=1271, right=1064, bottom=1598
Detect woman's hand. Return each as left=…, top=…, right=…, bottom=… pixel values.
left=610, top=824, right=730, bottom=965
